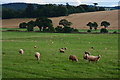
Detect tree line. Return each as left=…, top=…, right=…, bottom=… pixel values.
left=19, top=17, right=79, bottom=33
left=2, top=3, right=105, bottom=19
left=87, top=21, right=110, bottom=33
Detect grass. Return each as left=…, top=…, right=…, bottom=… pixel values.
left=1, top=28, right=119, bottom=33
left=2, top=31, right=119, bottom=78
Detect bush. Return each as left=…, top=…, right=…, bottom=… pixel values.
left=100, top=28, right=108, bottom=33
left=27, top=25, right=34, bottom=31
left=113, top=31, right=117, bottom=34
left=63, top=27, right=73, bottom=33
left=73, top=29, right=79, bottom=32
left=55, top=26, right=63, bottom=33
left=19, top=22, right=27, bottom=28
left=87, top=30, right=91, bottom=32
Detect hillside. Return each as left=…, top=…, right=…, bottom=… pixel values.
left=2, top=3, right=39, bottom=10
left=2, top=10, right=119, bottom=29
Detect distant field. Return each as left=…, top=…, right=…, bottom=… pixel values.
left=2, top=10, right=119, bottom=29
left=2, top=32, right=118, bottom=78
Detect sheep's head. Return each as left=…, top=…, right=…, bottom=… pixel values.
left=85, top=51, right=90, bottom=55
left=76, top=59, right=78, bottom=62
left=98, top=55, right=101, bottom=58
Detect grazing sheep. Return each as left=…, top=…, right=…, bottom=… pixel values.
left=91, top=47, right=94, bottom=49
left=86, top=54, right=101, bottom=63
left=34, top=46, right=37, bottom=48
left=105, top=48, right=107, bottom=50
left=69, top=55, right=78, bottom=62
left=83, top=51, right=90, bottom=60
left=19, top=49, right=24, bottom=55
left=35, top=52, right=40, bottom=64
left=59, top=49, right=65, bottom=53
left=64, top=47, right=67, bottom=50
left=85, top=51, right=90, bottom=55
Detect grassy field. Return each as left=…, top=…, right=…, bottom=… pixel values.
left=1, top=28, right=119, bottom=33
left=2, top=31, right=118, bottom=78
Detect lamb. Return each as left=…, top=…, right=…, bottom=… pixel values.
left=64, top=47, right=67, bottom=50
left=35, top=52, right=40, bottom=64
left=83, top=51, right=90, bottom=60
left=59, top=49, right=65, bottom=53
left=86, top=54, right=101, bottom=63
left=91, top=47, right=94, bottom=49
left=34, top=46, right=37, bottom=48
left=69, top=55, right=78, bottom=62
left=19, top=49, right=24, bottom=55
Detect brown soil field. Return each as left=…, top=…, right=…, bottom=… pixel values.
left=2, top=10, right=119, bottom=29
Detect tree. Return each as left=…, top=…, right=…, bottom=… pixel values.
left=93, top=3, right=98, bottom=6
left=93, top=3, right=98, bottom=11
left=93, top=22, right=98, bottom=30
left=100, top=28, right=108, bottom=33
left=35, top=17, right=53, bottom=32
left=99, top=7, right=105, bottom=11
left=55, top=26, right=63, bottom=33
left=80, top=4, right=89, bottom=12
left=19, top=22, right=27, bottom=28
left=27, top=20, right=35, bottom=31
left=87, top=22, right=93, bottom=30
left=25, top=4, right=35, bottom=18
left=101, top=21, right=110, bottom=29
left=75, top=5, right=85, bottom=13
left=59, top=19, right=72, bottom=27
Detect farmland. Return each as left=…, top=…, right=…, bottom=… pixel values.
left=2, top=31, right=118, bottom=78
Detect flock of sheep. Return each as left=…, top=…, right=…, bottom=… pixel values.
left=19, top=46, right=101, bottom=64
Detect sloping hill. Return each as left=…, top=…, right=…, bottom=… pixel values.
left=2, top=10, right=119, bottom=29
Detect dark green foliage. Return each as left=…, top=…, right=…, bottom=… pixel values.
left=25, top=4, right=35, bottom=18
left=75, top=5, right=85, bottom=13
left=80, top=4, right=89, bottom=12
left=59, top=19, right=72, bottom=27
left=19, top=22, right=27, bottom=28
left=87, top=30, right=91, bottom=32
left=113, top=31, right=117, bottom=33
left=27, top=20, right=35, bottom=31
left=2, top=3, right=103, bottom=19
left=55, top=26, right=63, bottom=33
left=63, top=26, right=73, bottom=33
left=35, top=17, right=53, bottom=32
left=100, top=28, right=108, bottom=33
left=87, top=22, right=93, bottom=30
left=73, top=29, right=79, bottom=32
left=93, top=22, right=98, bottom=30
left=2, top=8, right=16, bottom=19
left=99, top=7, right=105, bottom=11
left=101, top=21, right=110, bottom=28
left=56, top=19, right=78, bottom=33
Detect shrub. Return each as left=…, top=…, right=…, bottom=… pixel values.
left=63, top=26, right=73, bottom=33
left=55, top=26, right=63, bottom=33
left=87, top=30, right=91, bottom=32
left=27, top=25, right=34, bottom=31
left=100, top=28, right=108, bottom=33
left=113, top=31, right=117, bottom=34
left=73, top=29, right=79, bottom=32
left=19, top=22, right=27, bottom=28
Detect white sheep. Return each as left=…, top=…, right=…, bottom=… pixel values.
left=35, top=52, right=40, bottom=64
left=69, top=55, right=78, bottom=62
left=34, top=46, right=37, bottom=48
left=59, top=49, right=65, bottom=53
left=83, top=51, right=90, bottom=60
left=19, top=49, right=24, bottom=55
left=86, top=54, right=101, bottom=63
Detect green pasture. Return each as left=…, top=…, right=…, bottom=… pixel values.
left=2, top=31, right=118, bottom=78
left=1, top=28, right=119, bottom=33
